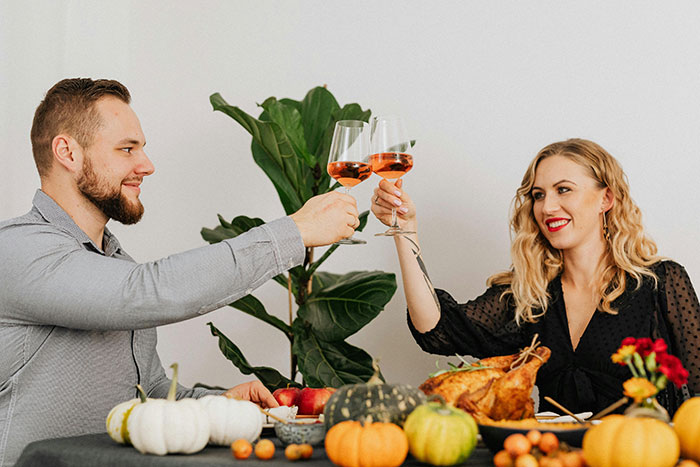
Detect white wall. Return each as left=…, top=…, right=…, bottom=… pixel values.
left=2, top=0, right=699, bottom=390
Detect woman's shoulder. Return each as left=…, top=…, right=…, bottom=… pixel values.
left=651, top=259, right=689, bottom=279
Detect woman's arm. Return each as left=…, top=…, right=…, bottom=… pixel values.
left=371, top=179, right=441, bottom=332
left=660, top=261, right=700, bottom=395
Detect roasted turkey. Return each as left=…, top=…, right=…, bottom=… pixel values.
left=419, top=346, right=551, bottom=422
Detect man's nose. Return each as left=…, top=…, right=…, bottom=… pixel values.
left=136, top=150, right=155, bottom=176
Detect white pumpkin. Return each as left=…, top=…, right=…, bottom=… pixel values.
left=127, top=364, right=210, bottom=455
left=106, top=385, right=149, bottom=444
left=198, top=395, right=265, bottom=445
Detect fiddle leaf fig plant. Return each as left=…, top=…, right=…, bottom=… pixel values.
left=202, top=86, right=396, bottom=390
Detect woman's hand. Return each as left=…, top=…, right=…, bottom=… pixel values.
left=371, top=179, right=417, bottom=231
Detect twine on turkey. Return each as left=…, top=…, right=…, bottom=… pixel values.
left=510, top=334, right=545, bottom=371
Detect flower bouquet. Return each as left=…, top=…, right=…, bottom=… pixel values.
left=611, top=337, right=688, bottom=421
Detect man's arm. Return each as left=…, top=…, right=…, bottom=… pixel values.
left=0, top=217, right=304, bottom=330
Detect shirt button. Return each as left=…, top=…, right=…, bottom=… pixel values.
left=245, top=289, right=252, bottom=295
left=288, top=259, right=294, bottom=268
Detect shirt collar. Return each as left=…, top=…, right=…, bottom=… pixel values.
left=32, top=189, right=124, bottom=257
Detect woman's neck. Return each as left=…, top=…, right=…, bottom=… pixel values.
left=561, top=241, right=610, bottom=289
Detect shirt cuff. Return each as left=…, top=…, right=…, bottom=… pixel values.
left=260, top=216, right=306, bottom=270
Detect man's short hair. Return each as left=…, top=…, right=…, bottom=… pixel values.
left=30, top=78, right=131, bottom=177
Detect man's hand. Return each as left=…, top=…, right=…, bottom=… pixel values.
left=223, top=381, right=279, bottom=408
left=290, top=191, right=359, bottom=247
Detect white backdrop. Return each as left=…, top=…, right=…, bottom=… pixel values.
left=2, top=1, right=698, bottom=390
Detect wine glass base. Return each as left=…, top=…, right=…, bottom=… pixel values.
left=335, top=237, right=367, bottom=245
left=375, top=228, right=416, bottom=237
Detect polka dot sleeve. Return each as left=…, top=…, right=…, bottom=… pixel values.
left=660, top=260, right=700, bottom=394
left=407, top=285, right=526, bottom=358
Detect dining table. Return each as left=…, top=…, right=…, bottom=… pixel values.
left=15, top=431, right=496, bottom=467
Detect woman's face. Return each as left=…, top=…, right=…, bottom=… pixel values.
left=531, top=155, right=612, bottom=253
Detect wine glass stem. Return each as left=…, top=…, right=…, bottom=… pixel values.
left=391, top=207, right=399, bottom=229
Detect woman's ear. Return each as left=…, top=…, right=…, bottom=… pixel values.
left=51, top=134, right=83, bottom=173
left=602, top=187, right=614, bottom=213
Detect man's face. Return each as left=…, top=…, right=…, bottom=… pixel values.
left=76, top=97, right=154, bottom=224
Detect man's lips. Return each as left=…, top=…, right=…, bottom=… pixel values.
left=545, top=218, right=570, bottom=232
left=122, top=181, right=142, bottom=194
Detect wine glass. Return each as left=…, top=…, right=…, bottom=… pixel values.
left=327, top=120, right=372, bottom=245
left=369, top=115, right=414, bottom=236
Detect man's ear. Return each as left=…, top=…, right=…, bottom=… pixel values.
left=602, top=187, right=614, bottom=213
left=51, top=134, right=83, bottom=173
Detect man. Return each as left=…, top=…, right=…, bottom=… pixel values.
left=0, top=78, right=360, bottom=465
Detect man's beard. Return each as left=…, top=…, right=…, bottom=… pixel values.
left=77, top=157, right=144, bottom=225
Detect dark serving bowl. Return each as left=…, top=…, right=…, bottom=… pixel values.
left=478, top=422, right=591, bottom=453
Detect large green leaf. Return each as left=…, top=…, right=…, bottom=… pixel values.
left=298, top=271, right=396, bottom=342
left=301, top=87, right=340, bottom=159
left=211, top=93, right=305, bottom=214
left=292, top=322, right=378, bottom=387
left=261, top=97, right=315, bottom=168
left=207, top=322, right=300, bottom=391
left=229, top=294, right=291, bottom=337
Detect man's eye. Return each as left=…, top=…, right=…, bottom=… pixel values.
left=121, top=148, right=132, bottom=153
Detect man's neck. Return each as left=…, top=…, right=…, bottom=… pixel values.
left=41, top=180, right=108, bottom=249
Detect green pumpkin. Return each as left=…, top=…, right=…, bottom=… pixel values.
left=403, top=397, right=478, bottom=466
left=323, top=361, right=426, bottom=429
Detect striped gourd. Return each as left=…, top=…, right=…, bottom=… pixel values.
left=323, top=361, right=426, bottom=428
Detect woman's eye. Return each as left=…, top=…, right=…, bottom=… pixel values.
left=557, top=186, right=571, bottom=194
left=532, top=191, right=544, bottom=200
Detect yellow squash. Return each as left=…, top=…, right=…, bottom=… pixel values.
left=582, top=414, right=679, bottom=467
left=673, top=397, right=700, bottom=462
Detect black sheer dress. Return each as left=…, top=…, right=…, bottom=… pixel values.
left=408, top=260, right=699, bottom=416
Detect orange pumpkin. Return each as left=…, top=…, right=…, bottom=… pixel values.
left=582, top=414, right=679, bottom=467
left=325, top=420, right=408, bottom=467
left=673, top=397, right=700, bottom=462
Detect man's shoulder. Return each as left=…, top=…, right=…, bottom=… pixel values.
left=0, top=209, right=79, bottom=251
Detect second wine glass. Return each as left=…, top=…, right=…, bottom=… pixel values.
left=369, top=115, right=414, bottom=236
left=327, top=120, right=372, bottom=245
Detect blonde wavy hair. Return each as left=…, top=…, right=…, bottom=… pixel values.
left=488, top=138, right=660, bottom=324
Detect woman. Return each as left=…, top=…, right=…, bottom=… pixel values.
left=371, top=138, right=699, bottom=415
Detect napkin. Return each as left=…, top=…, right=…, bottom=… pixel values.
left=265, top=405, right=298, bottom=424
left=535, top=411, right=592, bottom=423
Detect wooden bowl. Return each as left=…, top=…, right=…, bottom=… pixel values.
left=478, top=421, right=590, bottom=453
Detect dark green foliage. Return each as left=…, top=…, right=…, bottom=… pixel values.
left=204, top=87, right=396, bottom=390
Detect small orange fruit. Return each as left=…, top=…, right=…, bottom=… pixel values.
left=493, top=449, right=514, bottom=467
left=254, top=439, right=275, bottom=460
left=678, top=461, right=700, bottom=467
left=525, top=430, right=542, bottom=446
left=514, top=453, right=538, bottom=467
left=558, top=450, right=584, bottom=467
left=298, top=443, right=313, bottom=459
left=538, top=432, right=560, bottom=454
left=504, top=433, right=532, bottom=457
left=285, top=444, right=302, bottom=461
left=231, top=439, right=253, bottom=459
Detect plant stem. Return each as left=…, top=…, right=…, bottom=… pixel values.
left=307, top=248, right=314, bottom=295
left=288, top=273, right=293, bottom=378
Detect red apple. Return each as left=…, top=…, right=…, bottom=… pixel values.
left=297, top=387, right=335, bottom=415
left=273, top=387, right=301, bottom=407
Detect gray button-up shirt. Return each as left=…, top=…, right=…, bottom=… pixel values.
left=0, top=190, right=305, bottom=466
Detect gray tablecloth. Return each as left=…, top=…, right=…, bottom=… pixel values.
left=16, top=432, right=495, bottom=467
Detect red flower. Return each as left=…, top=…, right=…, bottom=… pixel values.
left=621, top=337, right=636, bottom=346
left=657, top=353, right=689, bottom=388
left=635, top=338, right=653, bottom=357
left=651, top=338, right=668, bottom=355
